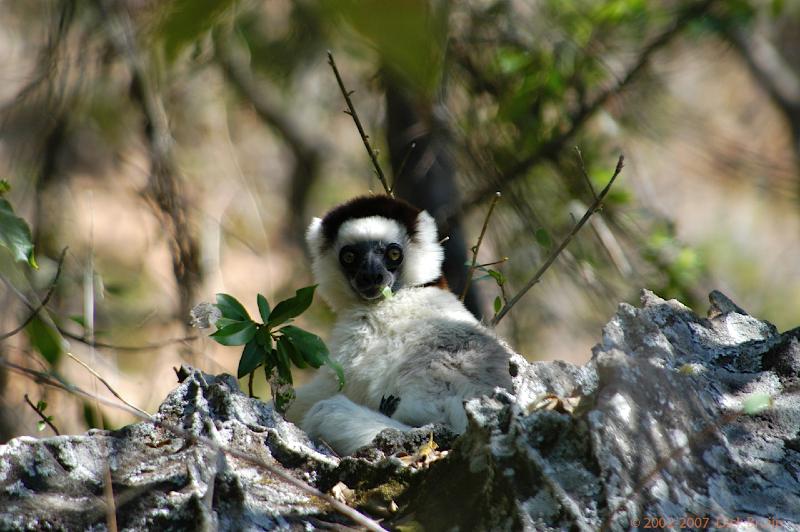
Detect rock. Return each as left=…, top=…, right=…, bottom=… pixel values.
left=1, top=290, right=799, bottom=530
left=404, top=290, right=800, bottom=531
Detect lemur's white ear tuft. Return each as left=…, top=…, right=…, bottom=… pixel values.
left=306, top=217, right=324, bottom=257
left=401, top=210, right=444, bottom=287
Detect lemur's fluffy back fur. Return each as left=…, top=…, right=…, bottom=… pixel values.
left=286, top=196, right=515, bottom=455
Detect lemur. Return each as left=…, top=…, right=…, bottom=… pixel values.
left=285, top=195, right=515, bottom=456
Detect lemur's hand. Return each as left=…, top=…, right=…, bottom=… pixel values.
left=379, top=395, right=401, bottom=417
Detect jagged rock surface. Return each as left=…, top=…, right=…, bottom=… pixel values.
left=1, top=290, right=799, bottom=531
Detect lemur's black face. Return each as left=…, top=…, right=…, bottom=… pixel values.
left=339, top=240, right=404, bottom=300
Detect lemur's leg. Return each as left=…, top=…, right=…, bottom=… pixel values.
left=284, top=372, right=339, bottom=425
left=302, top=394, right=410, bottom=456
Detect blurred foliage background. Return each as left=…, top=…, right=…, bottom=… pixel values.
left=1, top=0, right=799, bottom=440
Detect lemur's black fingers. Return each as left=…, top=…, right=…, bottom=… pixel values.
left=379, top=394, right=400, bottom=417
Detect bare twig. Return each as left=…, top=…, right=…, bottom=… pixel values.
left=23, top=394, right=61, bottom=436
left=0, top=247, right=68, bottom=341
left=248, top=371, right=255, bottom=398
left=327, top=51, right=392, bottom=196
left=393, top=141, right=416, bottom=193
left=491, top=155, right=624, bottom=326
left=1, top=359, right=386, bottom=532
left=574, top=147, right=598, bottom=201
left=475, top=257, right=509, bottom=269
left=65, top=351, right=151, bottom=418
left=57, top=329, right=198, bottom=352
left=461, top=192, right=501, bottom=301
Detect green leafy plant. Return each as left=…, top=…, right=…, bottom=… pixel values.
left=208, top=286, right=343, bottom=413
left=0, top=180, right=37, bottom=269
left=35, top=400, right=54, bottom=432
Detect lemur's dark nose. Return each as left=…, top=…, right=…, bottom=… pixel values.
left=356, top=270, right=386, bottom=286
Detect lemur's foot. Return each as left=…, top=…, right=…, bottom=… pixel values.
left=379, top=395, right=400, bottom=417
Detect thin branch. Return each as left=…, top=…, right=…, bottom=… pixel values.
left=327, top=51, right=392, bottom=196
left=461, top=192, right=501, bottom=301
left=475, top=257, right=509, bottom=269
left=491, top=155, right=624, bottom=326
left=460, top=0, right=713, bottom=212
left=23, top=394, right=61, bottom=436
left=58, top=328, right=198, bottom=352
left=392, top=141, right=416, bottom=193
left=574, top=146, right=598, bottom=201
left=65, top=351, right=151, bottom=418
left=0, top=247, right=68, bottom=341
left=1, top=359, right=386, bottom=532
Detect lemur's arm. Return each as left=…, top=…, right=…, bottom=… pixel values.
left=301, top=394, right=410, bottom=456
left=284, top=372, right=340, bottom=425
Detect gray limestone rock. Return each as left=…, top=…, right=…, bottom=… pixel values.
left=1, top=290, right=799, bottom=531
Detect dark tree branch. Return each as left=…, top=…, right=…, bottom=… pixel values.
left=327, top=51, right=393, bottom=196
left=97, top=0, right=201, bottom=325
left=725, top=27, right=800, bottom=119
left=491, top=155, right=624, bottom=326
left=460, top=0, right=714, bottom=213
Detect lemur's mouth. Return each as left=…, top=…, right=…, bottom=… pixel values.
left=353, top=284, right=387, bottom=300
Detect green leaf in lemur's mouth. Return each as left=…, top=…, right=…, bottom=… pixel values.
left=381, top=286, right=393, bottom=299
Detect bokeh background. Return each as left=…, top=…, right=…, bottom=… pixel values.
left=1, top=0, right=799, bottom=439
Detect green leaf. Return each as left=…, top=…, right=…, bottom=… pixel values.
left=255, top=326, right=271, bottom=347
left=494, top=296, right=502, bottom=314
left=274, top=346, right=293, bottom=384
left=215, top=293, right=250, bottom=321
left=487, top=269, right=506, bottom=286
left=0, top=180, right=10, bottom=196
left=157, top=0, right=239, bottom=62
left=37, top=420, right=47, bottom=432
left=237, top=339, right=266, bottom=378
left=742, top=392, right=772, bottom=415
left=0, top=198, right=37, bottom=269
left=381, top=286, right=393, bottom=300
left=26, top=316, right=63, bottom=365
left=214, top=317, right=240, bottom=330
left=210, top=320, right=256, bottom=346
left=257, top=294, right=270, bottom=324
left=278, top=335, right=307, bottom=369
left=535, top=228, right=552, bottom=249
left=36, top=400, right=47, bottom=411
left=281, top=325, right=344, bottom=388
left=68, top=315, right=86, bottom=328
left=267, top=285, right=317, bottom=327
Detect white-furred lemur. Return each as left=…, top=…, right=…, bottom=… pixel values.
left=285, top=195, right=516, bottom=455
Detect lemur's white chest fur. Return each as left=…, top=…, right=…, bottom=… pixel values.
left=331, top=287, right=494, bottom=416
left=285, top=196, right=516, bottom=455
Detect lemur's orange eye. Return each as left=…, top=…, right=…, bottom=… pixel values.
left=341, top=251, right=355, bottom=264
left=387, top=247, right=402, bottom=261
